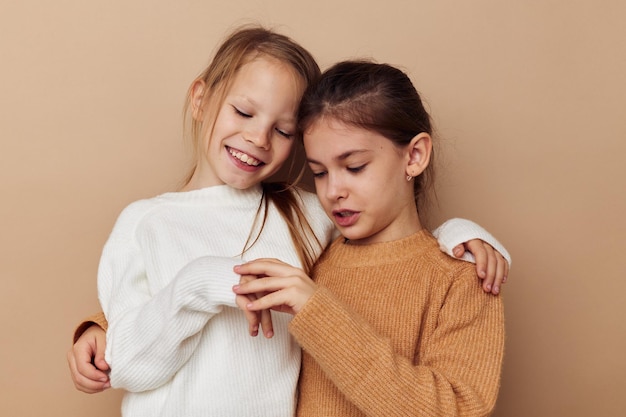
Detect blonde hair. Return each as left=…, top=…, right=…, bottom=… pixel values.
left=182, top=26, right=323, bottom=272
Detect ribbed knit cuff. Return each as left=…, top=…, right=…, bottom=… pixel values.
left=73, top=311, right=108, bottom=343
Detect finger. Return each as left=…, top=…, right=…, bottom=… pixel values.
left=93, top=356, right=110, bottom=373
left=452, top=244, right=465, bottom=258
left=492, top=253, right=507, bottom=295
left=502, top=258, right=510, bottom=283
left=67, top=349, right=110, bottom=393
left=236, top=294, right=260, bottom=336
left=481, top=244, right=497, bottom=293
left=75, top=345, right=110, bottom=383
left=238, top=274, right=258, bottom=285
left=260, top=307, right=274, bottom=338
left=234, top=276, right=294, bottom=296
left=465, top=240, right=487, bottom=279
left=235, top=259, right=297, bottom=278
left=246, top=290, right=292, bottom=313
left=92, top=340, right=110, bottom=372
left=248, top=310, right=261, bottom=337
left=483, top=244, right=497, bottom=292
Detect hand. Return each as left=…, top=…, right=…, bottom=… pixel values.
left=233, top=258, right=316, bottom=315
left=66, top=324, right=110, bottom=393
left=234, top=274, right=274, bottom=338
left=453, top=239, right=509, bottom=295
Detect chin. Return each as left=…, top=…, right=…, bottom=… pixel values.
left=337, top=229, right=365, bottom=243
left=222, top=177, right=254, bottom=190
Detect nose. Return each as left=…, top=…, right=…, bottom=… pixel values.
left=325, top=173, right=347, bottom=201
left=244, top=125, right=271, bottom=150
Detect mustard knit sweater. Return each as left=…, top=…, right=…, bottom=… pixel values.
left=289, top=230, right=505, bottom=417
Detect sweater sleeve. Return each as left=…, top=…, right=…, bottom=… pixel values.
left=289, top=271, right=505, bottom=417
left=72, top=312, right=108, bottom=344
left=98, top=227, right=241, bottom=392
left=432, top=218, right=512, bottom=266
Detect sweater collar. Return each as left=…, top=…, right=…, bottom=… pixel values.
left=157, top=184, right=263, bottom=207
left=323, top=229, right=435, bottom=268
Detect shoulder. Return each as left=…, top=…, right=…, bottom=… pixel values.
left=418, top=236, right=502, bottom=316
left=292, top=187, right=335, bottom=237
left=114, top=197, right=162, bottom=227
left=292, top=188, right=326, bottom=217
left=106, top=196, right=167, bottom=242
left=288, top=187, right=319, bottom=208
left=420, top=232, right=480, bottom=286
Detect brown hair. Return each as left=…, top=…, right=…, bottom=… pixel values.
left=298, top=60, right=436, bottom=211
left=182, top=26, right=323, bottom=272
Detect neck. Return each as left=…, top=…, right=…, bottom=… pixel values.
left=346, top=208, right=422, bottom=245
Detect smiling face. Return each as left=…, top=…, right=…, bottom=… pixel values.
left=305, top=117, right=426, bottom=245
left=185, top=56, right=304, bottom=191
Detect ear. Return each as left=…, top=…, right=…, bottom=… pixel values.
left=189, top=79, right=206, bottom=121
left=406, top=132, right=432, bottom=178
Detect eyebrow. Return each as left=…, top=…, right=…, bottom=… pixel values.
left=307, top=149, right=370, bottom=165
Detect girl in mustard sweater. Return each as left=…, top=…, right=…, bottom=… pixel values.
left=234, top=60, right=506, bottom=416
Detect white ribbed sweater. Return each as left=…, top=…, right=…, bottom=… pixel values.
left=98, top=185, right=334, bottom=417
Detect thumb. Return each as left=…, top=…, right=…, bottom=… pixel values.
left=93, top=348, right=110, bottom=372
left=452, top=244, right=465, bottom=258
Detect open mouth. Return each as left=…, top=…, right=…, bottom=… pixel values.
left=227, top=147, right=263, bottom=167
left=335, top=211, right=354, bottom=217
left=332, top=209, right=359, bottom=227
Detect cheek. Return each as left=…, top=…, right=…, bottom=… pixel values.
left=274, top=140, right=294, bottom=164
left=201, top=129, right=215, bottom=155
left=316, top=186, right=333, bottom=215
left=360, top=167, right=404, bottom=200
left=204, top=128, right=222, bottom=156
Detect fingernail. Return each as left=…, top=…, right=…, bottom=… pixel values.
left=265, top=330, right=274, bottom=338
left=485, top=284, right=491, bottom=292
left=453, top=248, right=462, bottom=257
left=479, top=270, right=486, bottom=278
left=232, top=285, right=239, bottom=291
left=493, top=286, right=500, bottom=294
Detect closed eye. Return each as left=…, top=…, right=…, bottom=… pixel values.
left=275, top=128, right=294, bottom=139
left=348, top=165, right=366, bottom=173
left=233, top=106, right=252, bottom=118
left=311, top=171, right=327, bottom=179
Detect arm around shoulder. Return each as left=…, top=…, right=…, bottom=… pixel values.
left=432, top=218, right=511, bottom=265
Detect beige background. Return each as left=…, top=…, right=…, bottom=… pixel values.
left=1, top=1, right=624, bottom=416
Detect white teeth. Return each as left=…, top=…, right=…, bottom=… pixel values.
left=229, top=148, right=261, bottom=166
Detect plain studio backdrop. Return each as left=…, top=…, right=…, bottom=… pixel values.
left=1, top=1, right=624, bottom=416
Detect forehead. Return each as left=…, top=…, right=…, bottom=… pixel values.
left=229, top=55, right=304, bottom=94
left=304, top=118, right=395, bottom=161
